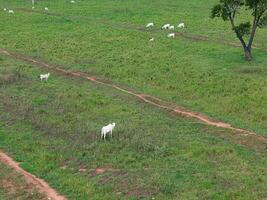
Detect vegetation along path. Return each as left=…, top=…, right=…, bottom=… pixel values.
left=0, top=151, right=67, bottom=200
left=0, top=48, right=266, bottom=146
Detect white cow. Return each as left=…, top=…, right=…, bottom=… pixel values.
left=101, top=123, right=116, bottom=140
left=71, top=0, right=75, bottom=3
left=146, top=22, right=154, bottom=28
left=40, top=73, right=50, bottom=81
left=161, top=23, right=170, bottom=29
left=169, top=25, right=175, bottom=30
left=149, top=38, right=154, bottom=41
left=4, top=8, right=7, bottom=11
left=178, top=23, right=185, bottom=28
left=44, top=7, right=49, bottom=11
left=8, top=10, right=14, bottom=14
left=167, top=33, right=175, bottom=38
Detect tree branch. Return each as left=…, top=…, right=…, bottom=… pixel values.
left=248, top=5, right=259, bottom=49
left=228, top=13, right=247, bottom=49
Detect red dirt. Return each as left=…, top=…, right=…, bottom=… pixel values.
left=78, top=164, right=87, bottom=172
left=90, top=165, right=119, bottom=176
left=0, top=151, right=67, bottom=200
left=95, top=168, right=106, bottom=175
left=0, top=48, right=266, bottom=146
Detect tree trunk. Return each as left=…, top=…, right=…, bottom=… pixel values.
left=244, top=47, right=252, bottom=61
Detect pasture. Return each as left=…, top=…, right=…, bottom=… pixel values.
left=0, top=0, right=266, bottom=135
left=0, top=0, right=266, bottom=199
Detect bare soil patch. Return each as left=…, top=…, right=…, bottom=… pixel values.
left=0, top=151, right=67, bottom=200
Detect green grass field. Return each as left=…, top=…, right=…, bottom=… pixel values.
left=0, top=0, right=267, bottom=135
left=0, top=56, right=266, bottom=200
left=0, top=0, right=266, bottom=199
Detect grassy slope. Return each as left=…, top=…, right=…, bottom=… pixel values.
left=0, top=0, right=266, bottom=135
left=0, top=55, right=267, bottom=199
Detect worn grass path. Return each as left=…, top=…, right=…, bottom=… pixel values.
left=0, top=48, right=266, bottom=147
left=1, top=1, right=267, bottom=136
left=0, top=53, right=266, bottom=199
left=0, top=151, right=67, bottom=200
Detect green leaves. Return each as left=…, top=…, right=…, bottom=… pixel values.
left=245, top=0, right=261, bottom=9
left=258, top=15, right=267, bottom=27
left=211, top=0, right=267, bottom=23
left=211, top=0, right=244, bottom=21
left=211, top=4, right=223, bottom=18
left=233, top=22, right=251, bottom=36
left=211, top=4, right=229, bottom=20
left=211, top=0, right=267, bottom=60
left=245, top=0, right=267, bottom=18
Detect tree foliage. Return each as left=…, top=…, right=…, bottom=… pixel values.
left=211, top=0, right=267, bottom=60
left=233, top=22, right=251, bottom=36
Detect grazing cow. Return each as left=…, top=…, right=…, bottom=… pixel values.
left=44, top=7, right=49, bottom=11
left=71, top=0, right=75, bottom=3
left=161, top=24, right=170, bottom=29
left=101, top=123, right=116, bottom=140
left=8, top=10, right=14, bottom=14
left=167, top=33, right=175, bottom=38
left=149, top=38, right=154, bottom=41
left=178, top=23, right=185, bottom=28
left=40, top=73, right=50, bottom=81
left=169, top=25, right=175, bottom=30
left=4, top=8, right=7, bottom=11
left=146, top=22, right=154, bottom=28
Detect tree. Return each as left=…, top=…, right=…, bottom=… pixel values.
left=211, top=0, right=267, bottom=61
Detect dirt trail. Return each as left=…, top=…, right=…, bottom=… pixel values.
left=0, top=48, right=266, bottom=145
left=17, top=8, right=267, bottom=53
left=0, top=8, right=266, bottom=200
left=0, top=151, right=67, bottom=200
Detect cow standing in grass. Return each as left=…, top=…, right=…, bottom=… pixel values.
left=40, top=73, right=50, bottom=81
left=101, top=123, right=116, bottom=140
left=162, top=24, right=170, bottom=29
left=146, top=22, right=154, bottom=28
left=177, top=23, right=185, bottom=28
